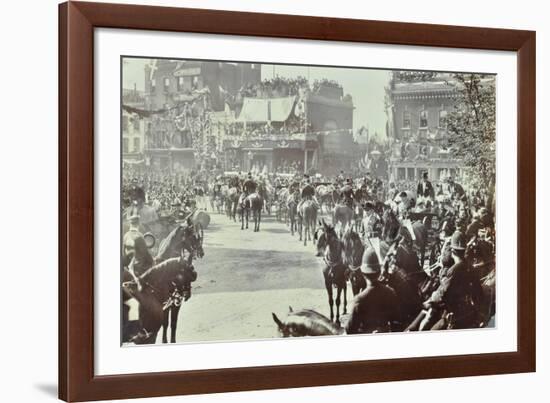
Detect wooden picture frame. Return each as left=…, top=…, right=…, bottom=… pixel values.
left=59, top=1, right=536, bottom=401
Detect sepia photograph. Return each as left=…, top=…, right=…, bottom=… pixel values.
left=120, top=57, right=496, bottom=345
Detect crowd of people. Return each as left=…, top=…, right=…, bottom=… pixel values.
left=122, top=162, right=495, bottom=338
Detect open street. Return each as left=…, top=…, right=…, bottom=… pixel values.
left=163, top=210, right=343, bottom=343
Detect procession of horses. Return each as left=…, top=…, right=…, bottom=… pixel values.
left=121, top=169, right=496, bottom=344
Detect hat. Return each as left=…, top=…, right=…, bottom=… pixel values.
left=450, top=231, right=467, bottom=251
left=361, top=248, right=381, bottom=274
left=422, top=171, right=428, bottom=178
left=129, top=213, right=140, bottom=222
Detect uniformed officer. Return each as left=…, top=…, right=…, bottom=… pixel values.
left=345, top=249, right=401, bottom=334
left=422, top=231, right=482, bottom=329
left=340, top=178, right=355, bottom=208
left=297, top=175, right=318, bottom=211
left=242, top=172, right=257, bottom=196
left=360, top=201, right=383, bottom=240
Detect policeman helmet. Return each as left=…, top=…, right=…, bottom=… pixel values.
left=450, top=231, right=467, bottom=251
left=361, top=248, right=381, bottom=274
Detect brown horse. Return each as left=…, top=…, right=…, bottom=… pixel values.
left=287, top=192, right=299, bottom=236
left=340, top=224, right=367, bottom=296
left=333, top=203, right=354, bottom=229
left=241, top=193, right=263, bottom=232
left=382, top=209, right=428, bottom=267
left=314, top=219, right=347, bottom=325
left=226, top=187, right=240, bottom=222
left=155, top=219, right=204, bottom=343
left=122, top=257, right=197, bottom=344
left=272, top=306, right=343, bottom=337
left=298, top=199, right=318, bottom=246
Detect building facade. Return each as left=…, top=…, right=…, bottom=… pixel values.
left=387, top=75, right=464, bottom=182
left=221, top=80, right=356, bottom=175
left=122, top=88, right=146, bottom=161
left=141, top=60, right=261, bottom=172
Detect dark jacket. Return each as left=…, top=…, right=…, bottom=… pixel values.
left=301, top=184, right=315, bottom=199
left=345, top=283, right=400, bottom=334
left=427, top=258, right=482, bottom=327
left=243, top=179, right=256, bottom=194
left=416, top=180, right=435, bottom=199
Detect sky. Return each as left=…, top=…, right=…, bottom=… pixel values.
left=123, top=58, right=391, bottom=138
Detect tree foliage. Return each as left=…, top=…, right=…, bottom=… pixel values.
left=446, top=73, right=496, bottom=191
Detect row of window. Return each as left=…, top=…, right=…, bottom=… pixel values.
left=150, top=76, right=200, bottom=92
left=122, top=115, right=140, bottom=132
left=402, top=109, right=447, bottom=129
left=123, top=137, right=141, bottom=154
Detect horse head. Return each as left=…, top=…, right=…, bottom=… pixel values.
left=172, top=263, right=198, bottom=302
left=314, top=220, right=328, bottom=257
left=272, top=307, right=340, bottom=337
left=341, top=224, right=363, bottom=267
left=382, top=235, right=402, bottom=278
left=381, top=208, right=400, bottom=241
left=157, top=217, right=204, bottom=262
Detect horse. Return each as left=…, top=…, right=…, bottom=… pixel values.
left=226, top=187, right=239, bottom=221
left=154, top=218, right=204, bottom=343
left=314, top=219, right=348, bottom=325
left=272, top=306, right=343, bottom=337
left=257, top=182, right=272, bottom=216
left=333, top=203, right=354, bottom=229
left=277, top=187, right=289, bottom=222
left=382, top=208, right=428, bottom=268
left=240, top=192, right=263, bottom=232
left=298, top=199, right=318, bottom=246
left=316, top=185, right=335, bottom=214
left=248, top=193, right=263, bottom=232
left=122, top=257, right=197, bottom=344
left=287, top=192, right=299, bottom=236
left=340, top=224, right=367, bottom=296
left=381, top=236, right=432, bottom=330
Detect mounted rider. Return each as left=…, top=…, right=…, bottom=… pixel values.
left=340, top=178, right=355, bottom=209
left=360, top=201, right=383, bottom=241
left=355, top=176, right=370, bottom=203
left=242, top=172, right=257, bottom=196
left=297, top=174, right=319, bottom=212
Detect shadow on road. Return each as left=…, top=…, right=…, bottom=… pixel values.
left=261, top=227, right=289, bottom=234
